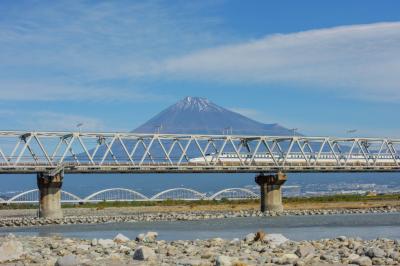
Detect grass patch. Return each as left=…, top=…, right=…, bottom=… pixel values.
left=0, top=193, right=398, bottom=210
left=284, top=193, right=400, bottom=203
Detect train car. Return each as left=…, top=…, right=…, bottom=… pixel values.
left=188, top=152, right=400, bottom=165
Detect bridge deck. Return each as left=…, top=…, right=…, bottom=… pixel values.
left=1, top=162, right=400, bottom=174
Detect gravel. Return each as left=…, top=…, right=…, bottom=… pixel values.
left=0, top=230, right=399, bottom=265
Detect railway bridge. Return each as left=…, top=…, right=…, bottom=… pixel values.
left=0, top=130, right=399, bottom=218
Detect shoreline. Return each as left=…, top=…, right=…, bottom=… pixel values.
left=0, top=231, right=399, bottom=265
left=0, top=206, right=399, bottom=228
left=1, top=194, right=399, bottom=228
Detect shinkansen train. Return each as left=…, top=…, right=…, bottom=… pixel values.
left=188, top=152, right=400, bottom=164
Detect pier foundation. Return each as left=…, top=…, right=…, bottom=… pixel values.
left=255, top=172, right=287, bottom=212
left=37, top=172, right=63, bottom=218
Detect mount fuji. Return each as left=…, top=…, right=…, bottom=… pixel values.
left=133, top=96, right=294, bottom=135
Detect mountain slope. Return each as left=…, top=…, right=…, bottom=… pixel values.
left=133, top=96, right=294, bottom=135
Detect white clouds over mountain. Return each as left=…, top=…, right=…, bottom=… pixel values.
left=162, top=22, right=400, bottom=101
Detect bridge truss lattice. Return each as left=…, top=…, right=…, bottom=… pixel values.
left=0, top=131, right=399, bottom=173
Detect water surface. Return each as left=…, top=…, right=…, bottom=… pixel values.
left=1, top=213, right=399, bottom=241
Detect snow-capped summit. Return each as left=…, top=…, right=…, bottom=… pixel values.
left=133, top=96, right=294, bottom=135
left=173, top=96, right=223, bottom=112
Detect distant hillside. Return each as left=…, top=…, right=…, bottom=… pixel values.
left=133, top=96, right=294, bottom=135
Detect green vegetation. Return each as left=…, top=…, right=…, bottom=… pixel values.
left=0, top=193, right=399, bottom=210
left=284, top=193, right=400, bottom=203
left=68, top=198, right=259, bottom=209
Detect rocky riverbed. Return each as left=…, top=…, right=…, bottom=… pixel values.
left=0, top=206, right=398, bottom=228
left=0, top=230, right=399, bottom=265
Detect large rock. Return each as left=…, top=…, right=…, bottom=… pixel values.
left=280, top=253, right=299, bottom=264
left=264, top=234, right=289, bottom=246
left=113, top=233, right=130, bottom=243
left=98, top=238, right=115, bottom=248
left=0, top=240, right=24, bottom=263
left=352, top=256, right=372, bottom=266
left=55, top=254, right=80, bottom=266
left=389, top=251, right=399, bottom=260
left=243, top=233, right=255, bottom=243
left=365, top=247, right=385, bottom=258
left=136, top=231, right=158, bottom=242
left=133, top=246, right=156, bottom=261
left=348, top=253, right=360, bottom=261
left=254, top=231, right=266, bottom=241
left=295, top=244, right=315, bottom=257
left=91, top=238, right=98, bottom=246
left=136, top=233, right=145, bottom=242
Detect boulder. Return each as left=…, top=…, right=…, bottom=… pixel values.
left=264, top=234, right=289, bottom=246
left=348, top=253, right=360, bottom=261
left=295, top=244, right=315, bottom=257
left=389, top=251, right=399, bottom=260
left=352, top=256, right=372, bottom=266
left=76, top=244, right=90, bottom=253
left=133, top=246, right=156, bottom=261
left=136, top=231, right=158, bottom=242
left=98, top=238, right=115, bottom=248
left=366, top=247, right=385, bottom=258
left=254, top=231, right=266, bottom=241
left=55, top=254, right=80, bottom=266
left=215, top=255, right=235, bottom=266
left=0, top=240, right=24, bottom=263
left=113, top=233, right=130, bottom=243
left=281, top=253, right=299, bottom=264
left=244, top=233, right=255, bottom=243
left=135, top=233, right=145, bottom=242
left=144, top=231, right=158, bottom=242
left=91, top=238, right=98, bottom=246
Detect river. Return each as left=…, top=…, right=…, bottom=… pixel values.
left=1, top=213, right=400, bottom=241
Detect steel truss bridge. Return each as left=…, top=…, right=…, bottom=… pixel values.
left=0, top=131, right=400, bottom=173
left=1, top=187, right=260, bottom=204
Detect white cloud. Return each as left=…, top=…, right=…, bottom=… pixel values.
left=228, top=107, right=267, bottom=121
left=0, top=1, right=226, bottom=102
left=0, top=81, right=163, bottom=102
left=0, top=1, right=222, bottom=69
left=162, top=22, right=400, bottom=102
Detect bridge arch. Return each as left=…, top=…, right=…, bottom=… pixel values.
left=84, top=188, right=148, bottom=202
left=60, top=191, right=83, bottom=203
left=7, top=189, right=82, bottom=204
left=209, top=188, right=259, bottom=200
left=151, top=188, right=206, bottom=200
left=8, top=189, right=39, bottom=203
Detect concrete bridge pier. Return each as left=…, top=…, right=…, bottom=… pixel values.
left=255, top=172, right=287, bottom=212
left=37, top=172, right=63, bottom=218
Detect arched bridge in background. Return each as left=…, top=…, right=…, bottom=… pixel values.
left=2, top=187, right=261, bottom=204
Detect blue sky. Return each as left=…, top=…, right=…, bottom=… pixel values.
left=0, top=0, right=400, bottom=137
